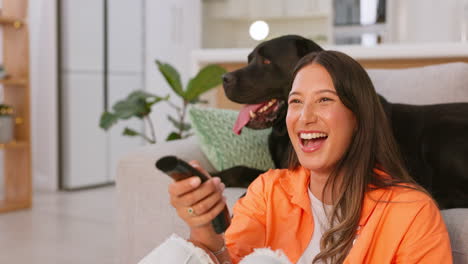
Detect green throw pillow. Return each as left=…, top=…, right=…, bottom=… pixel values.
left=188, top=106, right=275, bottom=171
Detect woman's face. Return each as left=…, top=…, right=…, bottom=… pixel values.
left=287, top=63, right=357, bottom=175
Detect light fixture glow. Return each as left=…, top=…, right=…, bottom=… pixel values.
left=249, top=20, right=269, bottom=41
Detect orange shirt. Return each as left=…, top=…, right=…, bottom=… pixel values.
left=225, top=167, right=452, bottom=264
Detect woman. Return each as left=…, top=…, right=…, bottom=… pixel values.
left=141, top=51, right=452, bottom=264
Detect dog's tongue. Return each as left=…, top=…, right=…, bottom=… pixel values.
left=233, top=103, right=264, bottom=135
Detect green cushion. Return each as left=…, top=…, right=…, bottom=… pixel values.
left=188, top=106, right=275, bottom=171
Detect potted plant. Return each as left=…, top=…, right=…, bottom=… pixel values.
left=99, top=60, right=226, bottom=144
left=0, top=104, right=14, bottom=143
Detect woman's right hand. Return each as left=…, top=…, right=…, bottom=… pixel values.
left=168, top=161, right=226, bottom=231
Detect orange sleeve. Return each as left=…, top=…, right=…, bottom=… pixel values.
left=394, top=199, right=453, bottom=263
left=224, top=174, right=268, bottom=264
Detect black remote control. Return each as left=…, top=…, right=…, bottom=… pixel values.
left=155, top=155, right=231, bottom=234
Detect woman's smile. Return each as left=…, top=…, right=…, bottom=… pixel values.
left=298, top=130, right=328, bottom=153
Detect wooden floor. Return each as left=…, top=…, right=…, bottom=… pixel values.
left=0, top=187, right=116, bottom=264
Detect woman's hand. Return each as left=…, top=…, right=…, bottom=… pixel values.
left=168, top=161, right=226, bottom=230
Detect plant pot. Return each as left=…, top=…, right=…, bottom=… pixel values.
left=0, top=115, right=14, bottom=143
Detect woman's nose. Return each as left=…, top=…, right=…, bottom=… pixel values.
left=299, top=104, right=318, bottom=123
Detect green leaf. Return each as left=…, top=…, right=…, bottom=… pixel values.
left=127, top=90, right=168, bottom=104
left=147, top=94, right=170, bottom=107
left=156, top=60, right=184, bottom=97
left=113, top=99, right=147, bottom=119
left=185, top=65, right=227, bottom=101
left=112, top=90, right=168, bottom=119
left=99, top=112, right=119, bottom=130
left=122, top=127, right=139, bottom=136
left=166, top=132, right=182, bottom=141
left=167, top=115, right=191, bottom=131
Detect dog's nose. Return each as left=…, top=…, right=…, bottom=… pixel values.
left=222, top=73, right=236, bottom=86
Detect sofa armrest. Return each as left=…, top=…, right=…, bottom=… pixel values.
left=116, top=136, right=245, bottom=263
left=441, top=209, right=468, bottom=264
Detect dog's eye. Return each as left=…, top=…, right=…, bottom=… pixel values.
left=263, top=59, right=271, bottom=65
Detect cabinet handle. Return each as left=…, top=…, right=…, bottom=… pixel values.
left=13, top=21, right=22, bottom=29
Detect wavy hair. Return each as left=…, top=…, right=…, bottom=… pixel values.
left=287, top=50, right=426, bottom=263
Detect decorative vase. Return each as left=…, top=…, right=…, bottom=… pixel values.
left=0, top=105, right=14, bottom=143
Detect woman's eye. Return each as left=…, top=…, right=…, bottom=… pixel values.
left=289, top=99, right=301, bottom=104
left=263, top=59, right=271, bottom=65
left=319, top=97, right=332, bottom=103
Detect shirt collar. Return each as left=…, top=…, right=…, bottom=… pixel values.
left=279, top=166, right=311, bottom=213
left=278, top=166, right=391, bottom=226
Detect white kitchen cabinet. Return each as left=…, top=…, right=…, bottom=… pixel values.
left=60, top=0, right=144, bottom=189
left=61, top=73, right=108, bottom=188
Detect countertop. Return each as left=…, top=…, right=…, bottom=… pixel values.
left=191, top=42, right=468, bottom=71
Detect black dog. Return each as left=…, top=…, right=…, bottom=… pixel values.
left=218, top=35, right=468, bottom=209
left=379, top=96, right=468, bottom=208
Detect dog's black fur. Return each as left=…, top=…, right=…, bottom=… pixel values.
left=217, top=35, right=468, bottom=209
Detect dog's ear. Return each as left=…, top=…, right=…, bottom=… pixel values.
left=295, top=38, right=324, bottom=58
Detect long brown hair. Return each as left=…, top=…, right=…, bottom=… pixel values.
left=287, top=51, right=426, bottom=263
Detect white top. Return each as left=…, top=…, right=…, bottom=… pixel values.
left=296, top=189, right=333, bottom=264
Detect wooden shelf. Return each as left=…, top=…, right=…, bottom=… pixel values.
left=0, top=0, right=31, bottom=214
left=0, top=199, right=30, bottom=213
left=0, top=141, right=28, bottom=149
left=0, top=16, right=25, bottom=28
left=0, top=77, right=28, bottom=86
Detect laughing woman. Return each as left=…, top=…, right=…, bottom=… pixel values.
left=140, top=51, right=452, bottom=264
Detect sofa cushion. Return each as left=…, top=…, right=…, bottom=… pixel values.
left=188, top=106, right=275, bottom=171
left=367, top=62, right=468, bottom=104
left=441, top=208, right=468, bottom=263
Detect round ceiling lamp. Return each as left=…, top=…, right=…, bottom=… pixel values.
left=249, top=20, right=269, bottom=41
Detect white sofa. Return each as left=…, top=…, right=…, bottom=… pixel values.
left=116, top=63, right=468, bottom=264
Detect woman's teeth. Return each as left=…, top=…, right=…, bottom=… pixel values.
left=300, top=132, right=328, bottom=139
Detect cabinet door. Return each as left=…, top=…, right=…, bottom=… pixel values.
left=60, top=0, right=107, bottom=189
left=107, top=0, right=144, bottom=182
left=60, top=0, right=104, bottom=72
left=60, top=0, right=146, bottom=188
left=61, top=73, right=108, bottom=188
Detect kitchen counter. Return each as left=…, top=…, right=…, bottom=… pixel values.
left=191, top=42, right=468, bottom=72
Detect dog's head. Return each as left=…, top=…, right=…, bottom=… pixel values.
left=223, top=35, right=323, bottom=134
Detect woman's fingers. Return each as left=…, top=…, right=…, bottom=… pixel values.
left=171, top=177, right=222, bottom=208
left=179, top=195, right=228, bottom=228
left=190, top=182, right=225, bottom=215
left=189, top=160, right=212, bottom=179
left=168, top=176, right=201, bottom=197
left=166, top=160, right=227, bottom=229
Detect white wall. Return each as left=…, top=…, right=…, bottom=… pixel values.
left=145, top=0, right=201, bottom=141
left=29, top=0, right=59, bottom=191
left=389, top=0, right=468, bottom=43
